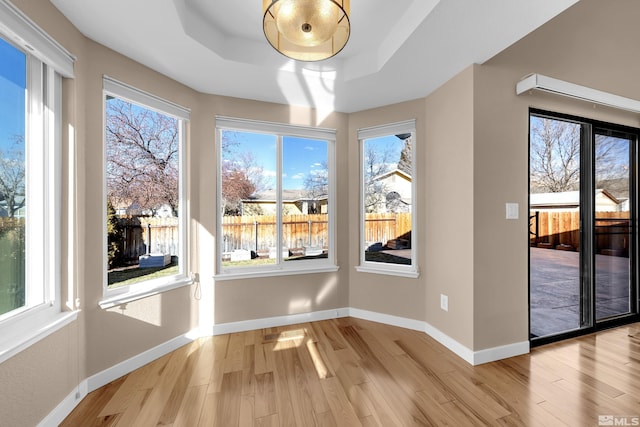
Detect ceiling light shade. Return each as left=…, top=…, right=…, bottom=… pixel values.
left=263, top=0, right=350, bottom=61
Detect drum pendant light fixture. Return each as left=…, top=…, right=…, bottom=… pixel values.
left=263, top=0, right=350, bottom=61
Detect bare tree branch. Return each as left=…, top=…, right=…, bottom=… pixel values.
left=0, top=136, right=25, bottom=218
left=106, top=98, right=179, bottom=216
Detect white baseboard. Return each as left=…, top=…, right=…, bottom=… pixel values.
left=348, top=308, right=426, bottom=332
left=37, top=380, right=87, bottom=427
left=348, top=308, right=529, bottom=365
left=86, top=329, right=198, bottom=392
left=212, top=308, right=350, bottom=335
left=472, top=340, right=530, bottom=365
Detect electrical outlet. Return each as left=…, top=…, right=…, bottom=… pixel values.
left=440, top=294, right=449, bottom=311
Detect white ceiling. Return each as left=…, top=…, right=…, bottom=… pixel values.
left=50, top=0, right=578, bottom=113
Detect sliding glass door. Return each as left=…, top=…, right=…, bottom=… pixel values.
left=529, top=110, right=639, bottom=344
left=529, top=115, right=584, bottom=338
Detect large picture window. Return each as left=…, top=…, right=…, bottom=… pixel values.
left=102, top=77, right=190, bottom=306
left=357, top=120, right=418, bottom=277
left=0, top=0, right=75, bottom=363
left=216, top=117, right=336, bottom=278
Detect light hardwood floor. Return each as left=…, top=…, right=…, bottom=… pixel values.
left=61, top=318, right=640, bottom=426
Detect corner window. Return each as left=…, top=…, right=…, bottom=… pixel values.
left=0, top=0, right=76, bottom=363
left=357, top=120, right=419, bottom=278
left=101, top=77, right=190, bottom=307
left=215, top=117, right=337, bottom=279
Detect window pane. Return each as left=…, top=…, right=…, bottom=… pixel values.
left=0, top=38, right=26, bottom=316
left=105, top=96, right=180, bottom=287
left=363, top=133, right=413, bottom=265
left=282, top=136, right=328, bottom=261
left=594, top=132, right=632, bottom=320
left=220, top=130, right=277, bottom=267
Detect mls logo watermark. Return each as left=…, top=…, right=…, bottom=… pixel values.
left=599, top=415, right=640, bottom=426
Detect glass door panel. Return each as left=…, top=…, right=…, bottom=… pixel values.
left=594, top=132, right=633, bottom=320
left=529, top=115, right=584, bottom=338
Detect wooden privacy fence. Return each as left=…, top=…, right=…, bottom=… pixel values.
left=221, top=212, right=412, bottom=254
left=530, top=211, right=630, bottom=255
left=222, top=214, right=329, bottom=255
left=0, top=217, right=24, bottom=231
left=117, top=217, right=179, bottom=264
left=363, top=212, right=412, bottom=247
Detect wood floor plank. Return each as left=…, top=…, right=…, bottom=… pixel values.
left=157, top=343, right=200, bottom=425
left=129, top=343, right=193, bottom=427
left=255, top=413, right=279, bottom=427
left=320, top=376, right=362, bottom=427
left=442, top=369, right=511, bottom=423
left=357, top=381, right=404, bottom=427
left=187, top=338, right=215, bottom=388
left=113, top=389, right=152, bottom=426
left=215, top=371, right=243, bottom=426
left=224, top=332, right=246, bottom=373
left=277, top=339, right=317, bottom=426
left=197, top=392, right=219, bottom=427
left=254, top=372, right=277, bottom=418
left=295, top=338, right=331, bottom=414
left=60, top=377, right=126, bottom=426
left=173, top=384, right=207, bottom=427
left=239, top=395, right=255, bottom=427
left=61, top=319, right=640, bottom=427
left=242, top=343, right=256, bottom=396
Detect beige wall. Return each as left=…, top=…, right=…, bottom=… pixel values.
left=424, top=66, right=476, bottom=348
left=4, top=0, right=640, bottom=424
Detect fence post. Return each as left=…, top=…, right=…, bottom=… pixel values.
left=147, top=223, right=152, bottom=254
left=255, top=220, right=258, bottom=254
left=308, top=219, right=312, bottom=246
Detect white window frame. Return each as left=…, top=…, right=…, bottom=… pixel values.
left=215, top=116, right=338, bottom=280
left=0, top=0, right=77, bottom=364
left=100, top=77, right=191, bottom=309
left=356, top=120, right=419, bottom=278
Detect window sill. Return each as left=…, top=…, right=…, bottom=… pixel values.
left=0, top=309, right=79, bottom=365
left=215, top=264, right=339, bottom=281
left=99, top=277, right=193, bottom=309
left=355, top=265, right=420, bottom=279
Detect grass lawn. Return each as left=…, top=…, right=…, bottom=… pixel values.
left=222, top=258, right=276, bottom=267
left=108, top=260, right=179, bottom=288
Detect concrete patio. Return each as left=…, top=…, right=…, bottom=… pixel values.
left=530, top=247, right=631, bottom=338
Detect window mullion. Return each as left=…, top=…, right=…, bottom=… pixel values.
left=276, top=135, right=283, bottom=265
left=26, top=56, right=45, bottom=306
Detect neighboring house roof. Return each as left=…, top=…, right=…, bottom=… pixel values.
left=244, top=189, right=328, bottom=203
left=530, top=189, right=619, bottom=209
left=372, top=168, right=411, bottom=182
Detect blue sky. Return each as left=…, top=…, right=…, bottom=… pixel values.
left=0, top=37, right=26, bottom=153
left=222, top=131, right=328, bottom=190
left=222, top=131, right=406, bottom=191
left=365, top=135, right=404, bottom=169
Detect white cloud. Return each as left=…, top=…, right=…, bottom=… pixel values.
left=304, top=146, right=315, bottom=151
left=291, top=173, right=305, bottom=180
